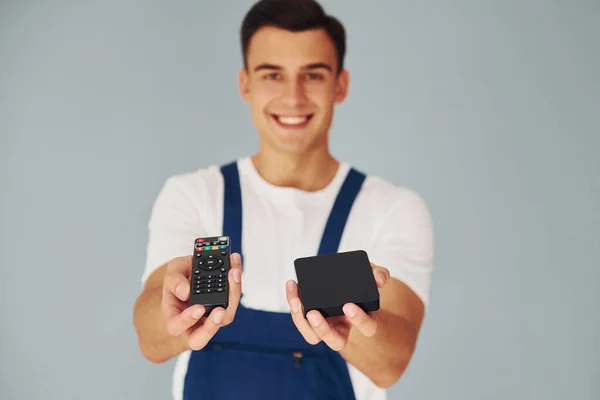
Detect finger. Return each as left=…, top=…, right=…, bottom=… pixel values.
left=161, top=270, right=192, bottom=323
left=163, top=271, right=190, bottom=302
left=330, top=320, right=351, bottom=338
left=342, top=303, right=377, bottom=337
left=286, top=280, right=321, bottom=345
left=223, top=253, right=243, bottom=324
left=186, top=307, right=227, bottom=350
left=164, top=304, right=206, bottom=336
left=306, top=310, right=347, bottom=351
left=327, top=316, right=351, bottom=337
left=371, top=264, right=390, bottom=288
left=163, top=256, right=193, bottom=302
left=170, top=255, right=194, bottom=278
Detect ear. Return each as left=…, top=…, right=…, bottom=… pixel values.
left=238, top=67, right=251, bottom=103
left=334, top=69, right=350, bottom=104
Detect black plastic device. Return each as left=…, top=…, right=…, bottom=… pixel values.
left=189, top=236, right=231, bottom=316
left=294, top=250, right=380, bottom=318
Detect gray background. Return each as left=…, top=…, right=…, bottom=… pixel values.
left=1, top=0, right=598, bottom=399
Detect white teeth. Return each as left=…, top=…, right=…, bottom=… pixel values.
left=277, top=116, right=308, bottom=125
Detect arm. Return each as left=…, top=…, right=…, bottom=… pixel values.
left=339, top=277, right=425, bottom=388
left=133, top=254, right=244, bottom=364
left=340, top=188, right=433, bottom=387
left=132, top=174, right=207, bottom=363
left=287, top=270, right=425, bottom=388
left=286, top=187, right=433, bottom=388
left=133, top=263, right=190, bottom=364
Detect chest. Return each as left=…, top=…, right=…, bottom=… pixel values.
left=235, top=198, right=327, bottom=311
left=201, top=171, right=384, bottom=312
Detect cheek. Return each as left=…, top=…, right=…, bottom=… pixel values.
left=250, top=86, right=281, bottom=111
left=306, top=84, right=336, bottom=107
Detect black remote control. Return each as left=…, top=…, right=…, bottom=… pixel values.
left=189, top=236, right=231, bottom=316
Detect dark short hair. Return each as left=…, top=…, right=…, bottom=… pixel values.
left=240, top=0, right=347, bottom=74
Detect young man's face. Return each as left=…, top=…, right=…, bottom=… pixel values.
left=239, top=26, right=349, bottom=155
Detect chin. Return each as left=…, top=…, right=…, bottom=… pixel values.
left=270, top=134, right=313, bottom=154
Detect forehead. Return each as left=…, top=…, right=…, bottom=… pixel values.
left=246, top=26, right=338, bottom=70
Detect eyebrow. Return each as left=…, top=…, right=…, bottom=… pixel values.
left=253, top=63, right=333, bottom=72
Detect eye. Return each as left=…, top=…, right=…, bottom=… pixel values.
left=263, top=72, right=280, bottom=81
left=305, top=73, right=324, bottom=81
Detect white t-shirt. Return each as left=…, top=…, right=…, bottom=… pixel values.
left=142, top=156, right=434, bottom=400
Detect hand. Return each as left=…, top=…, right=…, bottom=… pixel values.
left=286, top=262, right=390, bottom=351
left=161, top=253, right=243, bottom=350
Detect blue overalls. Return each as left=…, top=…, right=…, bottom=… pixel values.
left=183, top=161, right=366, bottom=400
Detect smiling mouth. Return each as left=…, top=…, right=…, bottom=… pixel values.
left=271, top=114, right=314, bottom=128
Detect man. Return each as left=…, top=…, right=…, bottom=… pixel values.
left=133, top=0, right=434, bottom=399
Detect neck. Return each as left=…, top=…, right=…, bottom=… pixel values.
left=251, top=146, right=340, bottom=192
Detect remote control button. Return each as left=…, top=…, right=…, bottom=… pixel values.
left=198, top=255, right=222, bottom=271
left=205, top=259, right=218, bottom=268
left=211, top=246, right=219, bottom=250
left=218, top=274, right=225, bottom=279
left=218, top=236, right=228, bottom=242
left=220, top=267, right=226, bottom=273
left=203, top=246, right=212, bottom=251
left=196, top=239, right=204, bottom=243
left=194, top=289, right=201, bottom=294
left=194, top=269, right=200, bottom=275
left=219, top=245, right=227, bottom=250
left=219, top=241, right=227, bottom=246
left=198, top=254, right=223, bottom=272
left=221, top=251, right=227, bottom=256
left=196, top=252, right=203, bottom=257
left=217, top=288, right=224, bottom=292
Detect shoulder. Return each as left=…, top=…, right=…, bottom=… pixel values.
left=362, top=172, right=429, bottom=211
left=148, top=162, right=228, bottom=232
left=349, top=168, right=434, bottom=306
left=156, top=164, right=223, bottom=199
left=351, top=168, right=432, bottom=228
left=362, top=170, right=433, bottom=242
left=150, top=161, right=232, bottom=214
left=142, top=162, right=231, bottom=285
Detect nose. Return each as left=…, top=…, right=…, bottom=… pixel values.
left=279, top=77, right=308, bottom=108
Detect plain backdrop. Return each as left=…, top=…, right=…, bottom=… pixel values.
left=1, top=0, right=599, bottom=399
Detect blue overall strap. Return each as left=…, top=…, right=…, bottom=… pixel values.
left=220, top=161, right=242, bottom=257
left=315, top=166, right=366, bottom=400
left=317, top=167, right=366, bottom=256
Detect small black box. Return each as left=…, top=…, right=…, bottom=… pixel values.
left=294, top=250, right=380, bottom=318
